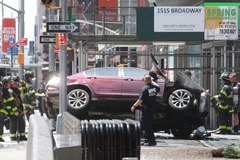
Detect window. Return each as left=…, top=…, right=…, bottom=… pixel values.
left=122, top=68, right=148, bottom=78
left=84, top=68, right=119, bottom=77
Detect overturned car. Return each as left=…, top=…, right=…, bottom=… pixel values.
left=42, top=55, right=209, bottom=138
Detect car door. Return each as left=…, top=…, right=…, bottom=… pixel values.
left=121, top=67, right=148, bottom=100
left=84, top=67, right=122, bottom=99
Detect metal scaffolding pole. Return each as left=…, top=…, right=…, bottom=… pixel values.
left=18, top=0, right=24, bottom=79
left=48, top=9, right=55, bottom=71
left=56, top=0, right=67, bottom=134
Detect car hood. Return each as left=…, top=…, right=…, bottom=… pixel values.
left=174, top=72, right=206, bottom=92
left=43, top=71, right=59, bottom=87
left=149, top=53, right=205, bottom=92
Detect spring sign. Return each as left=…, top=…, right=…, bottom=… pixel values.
left=205, top=6, right=238, bottom=40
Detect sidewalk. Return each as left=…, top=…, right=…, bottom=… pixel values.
left=0, top=111, right=40, bottom=160
left=0, top=111, right=54, bottom=160
left=0, top=128, right=27, bottom=160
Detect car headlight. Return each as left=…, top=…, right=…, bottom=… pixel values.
left=47, top=77, right=60, bottom=88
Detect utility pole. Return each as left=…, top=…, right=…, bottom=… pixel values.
left=48, top=9, right=55, bottom=71
left=1, top=0, right=4, bottom=18
left=56, top=0, right=67, bottom=134
left=0, top=0, right=24, bottom=79
left=18, top=0, right=24, bottom=79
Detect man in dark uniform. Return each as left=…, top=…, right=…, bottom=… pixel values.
left=11, top=76, right=27, bottom=141
left=213, top=72, right=234, bottom=134
left=131, top=74, right=160, bottom=146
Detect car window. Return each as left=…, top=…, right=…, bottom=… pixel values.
left=122, top=68, right=148, bottom=78
left=84, top=68, right=119, bottom=77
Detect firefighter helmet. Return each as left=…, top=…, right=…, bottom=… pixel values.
left=2, top=76, right=11, bottom=84
left=12, top=76, right=20, bottom=82
left=24, top=71, right=34, bottom=79
left=220, top=72, right=230, bottom=83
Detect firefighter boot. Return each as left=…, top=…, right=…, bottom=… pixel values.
left=10, top=137, right=17, bottom=141
left=0, top=135, right=4, bottom=142
left=233, top=126, right=239, bottom=133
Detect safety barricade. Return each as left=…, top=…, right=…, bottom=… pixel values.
left=63, top=111, right=81, bottom=134
left=26, top=115, right=54, bottom=160
left=80, top=119, right=140, bottom=160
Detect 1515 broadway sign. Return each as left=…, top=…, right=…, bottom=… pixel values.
left=154, top=7, right=204, bottom=32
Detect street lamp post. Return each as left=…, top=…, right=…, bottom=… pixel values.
left=18, top=0, right=24, bottom=79
left=56, top=0, right=67, bottom=134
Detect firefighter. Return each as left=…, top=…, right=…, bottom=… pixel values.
left=11, top=76, right=27, bottom=141
left=229, top=72, right=240, bottom=133
left=35, top=82, right=45, bottom=116
left=20, top=71, right=35, bottom=121
left=0, top=85, right=8, bottom=142
left=213, top=72, right=234, bottom=134
left=2, top=76, right=19, bottom=141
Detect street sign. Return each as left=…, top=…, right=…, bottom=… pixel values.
left=8, top=37, right=15, bottom=46
left=29, top=41, right=34, bottom=52
left=7, top=47, right=18, bottom=55
left=123, top=58, right=136, bottom=63
left=19, top=38, right=28, bottom=46
left=58, top=33, right=67, bottom=44
left=46, top=22, right=80, bottom=33
left=40, top=35, right=56, bottom=43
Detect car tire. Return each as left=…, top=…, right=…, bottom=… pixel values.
left=67, top=88, right=90, bottom=115
left=168, top=89, right=193, bottom=110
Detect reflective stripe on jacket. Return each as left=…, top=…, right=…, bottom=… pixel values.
left=214, top=84, right=233, bottom=110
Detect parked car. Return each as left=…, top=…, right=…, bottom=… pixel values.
left=42, top=55, right=209, bottom=138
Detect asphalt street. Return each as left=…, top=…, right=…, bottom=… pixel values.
left=1, top=113, right=240, bottom=160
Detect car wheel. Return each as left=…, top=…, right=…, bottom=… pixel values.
left=168, top=89, right=193, bottom=110
left=67, top=88, right=90, bottom=114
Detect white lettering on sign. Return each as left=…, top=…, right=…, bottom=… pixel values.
left=48, top=23, right=79, bottom=32
left=42, top=38, right=56, bottom=42
left=2, top=27, right=16, bottom=34
left=49, top=25, right=60, bottom=30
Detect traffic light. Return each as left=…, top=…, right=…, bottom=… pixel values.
left=41, top=0, right=54, bottom=7
left=18, top=51, right=24, bottom=65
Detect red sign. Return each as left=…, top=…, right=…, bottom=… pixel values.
left=19, top=38, right=28, bottom=46
left=58, top=33, right=67, bottom=45
left=98, top=0, right=118, bottom=22
left=2, top=18, right=16, bottom=53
